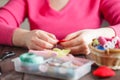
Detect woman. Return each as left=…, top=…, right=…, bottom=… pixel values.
left=0, top=0, right=119, bottom=55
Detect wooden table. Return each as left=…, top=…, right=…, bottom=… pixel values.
left=0, top=45, right=120, bottom=80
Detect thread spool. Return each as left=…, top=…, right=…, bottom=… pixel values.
left=98, top=36, right=107, bottom=46
left=20, top=53, right=44, bottom=64
left=98, top=36, right=116, bottom=49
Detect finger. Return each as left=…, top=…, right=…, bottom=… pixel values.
left=46, top=32, right=57, bottom=39
left=31, top=37, right=54, bottom=49
left=46, top=32, right=59, bottom=44
left=28, top=43, right=45, bottom=50
left=64, top=31, right=80, bottom=40
left=61, top=37, right=83, bottom=47
left=37, top=31, right=58, bottom=44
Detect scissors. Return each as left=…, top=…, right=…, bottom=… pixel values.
left=0, top=51, right=15, bottom=76
left=0, top=51, right=15, bottom=61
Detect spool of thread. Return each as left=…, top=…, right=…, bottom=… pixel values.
left=19, top=53, right=44, bottom=71
left=96, top=45, right=105, bottom=50
left=98, top=36, right=107, bottom=46
left=92, top=38, right=99, bottom=46
left=98, top=36, right=115, bottom=49
left=103, top=41, right=115, bottom=49
left=112, top=36, right=120, bottom=48
left=19, top=52, right=44, bottom=64
left=112, top=36, right=118, bottom=45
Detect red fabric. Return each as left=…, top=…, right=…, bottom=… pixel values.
left=59, top=40, right=68, bottom=42
left=93, top=66, right=115, bottom=78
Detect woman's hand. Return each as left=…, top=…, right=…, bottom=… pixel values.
left=60, top=29, right=100, bottom=55
left=60, top=28, right=115, bottom=55
left=13, top=29, right=58, bottom=50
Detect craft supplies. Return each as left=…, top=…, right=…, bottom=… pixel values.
left=58, top=39, right=68, bottom=44
left=20, top=53, right=44, bottom=64
left=89, top=36, right=120, bottom=70
left=92, top=39, right=100, bottom=46
left=29, top=48, right=71, bottom=58
left=12, top=50, right=93, bottom=80
left=0, top=51, right=15, bottom=61
left=93, top=36, right=120, bottom=50
left=93, top=66, right=115, bottom=78
left=29, top=50, right=57, bottom=58
left=52, top=48, right=71, bottom=57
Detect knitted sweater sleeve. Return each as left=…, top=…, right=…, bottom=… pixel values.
left=0, top=0, right=26, bottom=45
left=100, top=0, right=120, bottom=37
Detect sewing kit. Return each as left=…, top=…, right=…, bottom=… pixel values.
left=89, top=36, right=120, bottom=70
left=12, top=49, right=93, bottom=80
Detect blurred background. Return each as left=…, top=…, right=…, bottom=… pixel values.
left=0, top=0, right=109, bottom=30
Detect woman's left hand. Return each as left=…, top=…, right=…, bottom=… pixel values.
left=60, top=29, right=99, bottom=55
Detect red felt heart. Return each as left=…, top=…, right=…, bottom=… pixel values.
left=93, top=66, right=115, bottom=78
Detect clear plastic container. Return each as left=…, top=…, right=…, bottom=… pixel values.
left=12, top=57, right=93, bottom=80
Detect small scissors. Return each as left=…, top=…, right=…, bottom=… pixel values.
left=0, top=67, right=1, bottom=76
left=0, top=51, right=15, bottom=76
left=0, top=51, right=15, bottom=61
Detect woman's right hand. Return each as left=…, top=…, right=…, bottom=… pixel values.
left=13, top=29, right=58, bottom=50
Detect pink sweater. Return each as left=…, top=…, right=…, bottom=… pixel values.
left=0, top=0, right=120, bottom=45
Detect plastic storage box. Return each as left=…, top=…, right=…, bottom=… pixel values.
left=12, top=54, right=93, bottom=80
